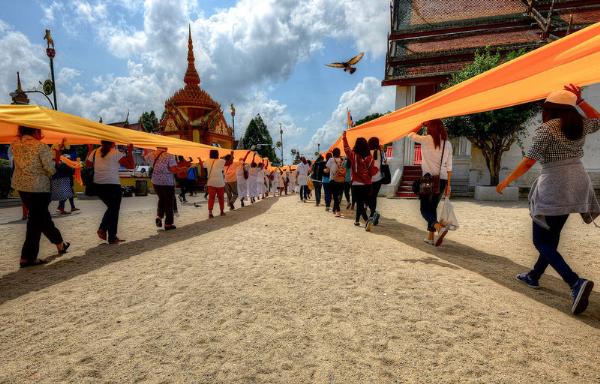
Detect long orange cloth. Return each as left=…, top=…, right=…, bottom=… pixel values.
left=329, top=22, right=600, bottom=152
left=0, top=104, right=262, bottom=161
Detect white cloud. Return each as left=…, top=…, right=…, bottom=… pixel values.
left=306, top=76, right=395, bottom=152
left=57, top=67, right=81, bottom=83
left=41, top=1, right=64, bottom=25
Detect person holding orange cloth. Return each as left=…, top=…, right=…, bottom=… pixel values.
left=204, top=149, right=226, bottom=218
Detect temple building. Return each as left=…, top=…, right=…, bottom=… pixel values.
left=383, top=0, right=600, bottom=198
left=159, top=27, right=234, bottom=148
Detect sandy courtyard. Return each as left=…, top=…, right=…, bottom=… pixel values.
left=0, top=193, right=599, bottom=383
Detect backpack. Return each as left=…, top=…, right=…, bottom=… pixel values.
left=332, top=158, right=346, bottom=182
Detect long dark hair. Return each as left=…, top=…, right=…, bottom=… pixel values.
left=368, top=137, right=380, bottom=160
left=100, top=140, right=114, bottom=158
left=332, top=148, right=341, bottom=158
left=353, top=137, right=370, bottom=158
left=542, top=102, right=583, bottom=141
left=424, top=119, right=448, bottom=149
left=209, top=149, right=219, bottom=159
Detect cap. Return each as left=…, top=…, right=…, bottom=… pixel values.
left=545, top=90, right=577, bottom=106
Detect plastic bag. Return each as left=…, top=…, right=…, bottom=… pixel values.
left=438, top=196, right=459, bottom=231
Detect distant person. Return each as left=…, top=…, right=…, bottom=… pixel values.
left=224, top=153, right=243, bottom=210
left=186, top=157, right=199, bottom=197
left=257, top=163, right=266, bottom=200
left=322, top=153, right=332, bottom=211
left=11, top=126, right=69, bottom=267
left=408, top=119, right=453, bottom=247
left=52, top=147, right=76, bottom=215
left=86, top=140, right=135, bottom=244
left=343, top=132, right=377, bottom=230
left=497, top=85, right=599, bottom=315
left=175, top=156, right=191, bottom=203
left=236, top=160, right=250, bottom=207
left=145, top=147, right=178, bottom=231
left=326, top=148, right=346, bottom=217
left=204, top=149, right=226, bottom=218
left=311, top=155, right=325, bottom=206
left=248, top=162, right=258, bottom=203
left=296, top=157, right=309, bottom=202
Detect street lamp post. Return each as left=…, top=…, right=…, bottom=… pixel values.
left=317, top=143, right=320, bottom=154
left=44, top=29, right=58, bottom=110
left=230, top=103, right=236, bottom=140
left=279, top=123, right=284, bottom=165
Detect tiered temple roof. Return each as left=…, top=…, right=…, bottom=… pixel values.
left=383, top=0, right=600, bottom=87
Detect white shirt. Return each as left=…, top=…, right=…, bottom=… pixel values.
left=87, top=148, right=124, bottom=185
left=326, top=157, right=344, bottom=181
left=296, top=163, right=309, bottom=185
left=408, top=133, right=453, bottom=180
left=205, top=158, right=226, bottom=188
left=371, top=150, right=383, bottom=182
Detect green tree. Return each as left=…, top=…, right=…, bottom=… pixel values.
left=241, top=114, right=279, bottom=163
left=139, top=111, right=159, bottom=133
left=442, top=48, right=539, bottom=186
left=290, top=149, right=301, bottom=165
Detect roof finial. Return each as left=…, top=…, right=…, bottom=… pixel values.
left=17, top=72, right=23, bottom=91
left=184, top=24, right=200, bottom=87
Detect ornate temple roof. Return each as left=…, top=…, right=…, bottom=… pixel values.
left=384, top=0, right=600, bottom=86
left=165, top=26, right=220, bottom=111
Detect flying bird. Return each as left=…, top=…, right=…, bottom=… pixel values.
left=326, top=52, right=365, bottom=74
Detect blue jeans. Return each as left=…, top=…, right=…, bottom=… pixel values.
left=419, top=179, right=447, bottom=232
left=529, top=215, right=579, bottom=287
left=323, top=182, right=331, bottom=207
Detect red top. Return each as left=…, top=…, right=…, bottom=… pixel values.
left=343, top=135, right=376, bottom=185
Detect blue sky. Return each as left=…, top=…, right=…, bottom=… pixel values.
left=0, top=0, right=394, bottom=160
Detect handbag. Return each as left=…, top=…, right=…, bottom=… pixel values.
left=413, top=140, right=445, bottom=197
left=82, top=149, right=97, bottom=196
left=380, top=150, right=391, bottom=185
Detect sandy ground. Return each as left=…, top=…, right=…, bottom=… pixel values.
left=0, top=192, right=599, bottom=383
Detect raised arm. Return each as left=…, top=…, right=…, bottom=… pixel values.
left=565, top=84, right=599, bottom=119
left=119, top=144, right=135, bottom=168
left=342, top=131, right=353, bottom=159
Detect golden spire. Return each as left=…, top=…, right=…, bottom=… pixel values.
left=184, top=24, right=200, bottom=87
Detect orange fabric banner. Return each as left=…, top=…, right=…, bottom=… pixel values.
left=0, top=104, right=259, bottom=161
left=329, top=22, right=600, bottom=151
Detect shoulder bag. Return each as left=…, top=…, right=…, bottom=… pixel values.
left=379, top=150, right=391, bottom=185
left=413, top=140, right=445, bottom=197
left=82, top=149, right=97, bottom=196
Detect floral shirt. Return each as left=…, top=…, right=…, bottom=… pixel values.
left=10, top=135, right=56, bottom=193
left=144, top=151, right=177, bottom=186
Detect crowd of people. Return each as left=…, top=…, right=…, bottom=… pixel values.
left=6, top=85, right=599, bottom=315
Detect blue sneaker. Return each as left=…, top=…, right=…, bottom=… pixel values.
left=571, top=278, right=594, bottom=315
left=516, top=273, right=540, bottom=289
left=373, top=211, right=381, bottom=226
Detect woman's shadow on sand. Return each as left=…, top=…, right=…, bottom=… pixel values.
left=373, top=216, right=600, bottom=329
left=0, top=197, right=278, bottom=305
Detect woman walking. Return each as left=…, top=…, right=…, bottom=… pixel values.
left=11, top=126, right=69, bottom=267
left=311, top=155, right=325, bottom=206
left=326, top=148, right=346, bottom=217
left=175, top=156, right=191, bottom=203
left=322, top=153, right=332, bottom=211
left=497, top=85, right=599, bottom=315
left=145, top=147, right=178, bottom=231
left=52, top=148, right=76, bottom=215
left=296, top=157, right=309, bottom=202
left=342, top=131, right=377, bottom=229
left=86, top=141, right=135, bottom=244
left=367, top=137, right=385, bottom=225
left=248, top=162, right=258, bottom=203
left=408, top=119, right=453, bottom=246
left=236, top=161, right=249, bottom=207
left=205, top=149, right=226, bottom=218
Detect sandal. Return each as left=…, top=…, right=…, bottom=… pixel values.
left=20, top=258, right=49, bottom=268
left=58, top=242, right=71, bottom=255
left=97, top=229, right=107, bottom=241
left=108, top=238, right=125, bottom=245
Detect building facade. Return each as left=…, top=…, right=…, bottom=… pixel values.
left=383, top=0, right=600, bottom=197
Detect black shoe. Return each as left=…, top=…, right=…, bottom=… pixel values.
left=155, top=217, right=162, bottom=228
left=164, top=225, right=177, bottom=231
left=58, top=242, right=70, bottom=255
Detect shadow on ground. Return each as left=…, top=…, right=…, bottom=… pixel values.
left=374, top=216, right=600, bottom=329
left=0, top=197, right=277, bottom=305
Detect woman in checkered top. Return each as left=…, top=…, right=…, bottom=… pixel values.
left=497, top=84, right=600, bottom=315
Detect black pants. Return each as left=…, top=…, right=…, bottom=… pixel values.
left=177, top=178, right=189, bottom=200
left=313, top=181, right=322, bottom=205
left=95, top=184, right=122, bottom=242
left=352, top=184, right=370, bottom=223
left=344, top=182, right=351, bottom=204
left=154, top=185, right=175, bottom=226
left=300, top=185, right=309, bottom=201
left=368, top=180, right=383, bottom=217
left=419, top=179, right=447, bottom=232
left=529, top=215, right=579, bottom=287
left=19, top=191, right=63, bottom=262
left=330, top=181, right=344, bottom=213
